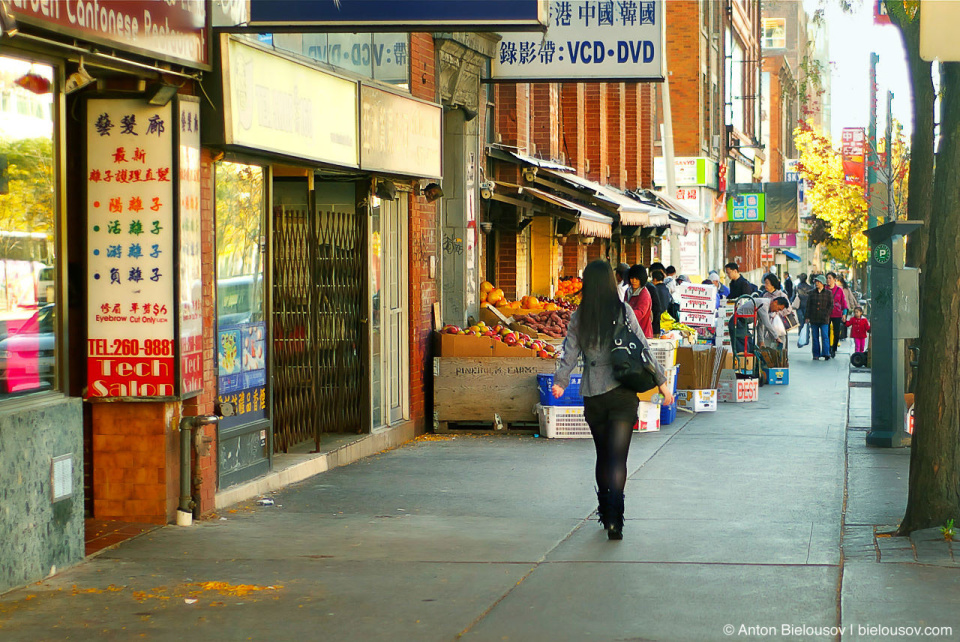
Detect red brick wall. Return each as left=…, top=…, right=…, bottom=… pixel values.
left=561, top=237, right=579, bottom=278
left=182, top=148, right=218, bottom=516
left=531, top=83, right=560, bottom=161
left=624, top=84, right=640, bottom=189
left=560, top=83, right=585, bottom=173
left=605, top=83, right=626, bottom=188
left=584, top=84, right=602, bottom=182
left=496, top=83, right=530, bottom=151
left=408, top=33, right=438, bottom=433
left=497, top=231, right=518, bottom=299
left=92, top=402, right=178, bottom=524
left=666, top=0, right=704, bottom=156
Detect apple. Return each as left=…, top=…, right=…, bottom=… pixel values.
left=538, top=350, right=548, bottom=358
left=504, top=334, right=518, bottom=346
left=545, top=344, right=556, bottom=353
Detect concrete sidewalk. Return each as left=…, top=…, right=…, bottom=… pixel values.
left=1, top=338, right=957, bottom=641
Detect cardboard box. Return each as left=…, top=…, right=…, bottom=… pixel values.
left=765, top=367, right=789, bottom=385
left=722, top=351, right=754, bottom=372
left=675, top=346, right=725, bottom=390
left=718, top=377, right=759, bottom=403
left=676, top=389, right=717, bottom=412
left=679, top=283, right=717, bottom=301
left=480, top=305, right=513, bottom=327
left=435, top=333, right=495, bottom=357
left=433, top=357, right=557, bottom=424
left=637, top=366, right=678, bottom=402
left=679, top=297, right=716, bottom=313
left=636, top=401, right=661, bottom=432
left=679, top=310, right=717, bottom=327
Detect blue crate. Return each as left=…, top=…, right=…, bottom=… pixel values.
left=538, top=374, right=583, bottom=406
left=765, top=367, right=789, bottom=385
left=660, top=400, right=677, bottom=425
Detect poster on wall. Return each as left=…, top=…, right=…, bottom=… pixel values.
left=491, top=0, right=664, bottom=81
left=217, top=322, right=267, bottom=425
left=86, top=98, right=177, bottom=399
left=179, top=97, right=203, bottom=396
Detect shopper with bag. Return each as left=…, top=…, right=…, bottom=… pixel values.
left=552, top=260, right=672, bottom=540
left=806, top=275, right=833, bottom=360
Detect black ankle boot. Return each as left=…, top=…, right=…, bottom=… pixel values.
left=607, top=491, right=624, bottom=540
left=596, top=490, right=612, bottom=530
left=597, top=490, right=625, bottom=540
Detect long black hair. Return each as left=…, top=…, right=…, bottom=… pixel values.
left=578, top=260, right=622, bottom=350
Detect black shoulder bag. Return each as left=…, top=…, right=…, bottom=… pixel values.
left=610, top=304, right=660, bottom=393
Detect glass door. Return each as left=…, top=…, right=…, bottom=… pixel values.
left=368, top=192, right=408, bottom=427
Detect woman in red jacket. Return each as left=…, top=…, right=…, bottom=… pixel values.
left=626, top=264, right=653, bottom=338
left=845, top=307, right=871, bottom=354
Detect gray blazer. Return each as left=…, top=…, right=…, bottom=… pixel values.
left=554, top=301, right=667, bottom=398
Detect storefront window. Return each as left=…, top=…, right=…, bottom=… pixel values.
left=271, top=33, right=410, bottom=89
left=0, top=55, right=57, bottom=397
left=215, top=161, right=266, bottom=428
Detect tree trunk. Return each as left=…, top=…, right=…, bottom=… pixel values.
left=888, top=3, right=934, bottom=269
left=899, top=62, right=960, bottom=534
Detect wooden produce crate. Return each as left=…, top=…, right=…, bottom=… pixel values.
left=433, top=357, right=559, bottom=431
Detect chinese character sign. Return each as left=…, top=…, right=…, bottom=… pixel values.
left=841, top=127, right=866, bottom=192
left=87, top=98, right=175, bottom=398
left=727, top=193, right=766, bottom=222
left=491, top=0, right=664, bottom=81
left=179, top=97, right=203, bottom=396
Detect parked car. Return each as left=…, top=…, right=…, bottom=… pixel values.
left=0, top=303, right=55, bottom=394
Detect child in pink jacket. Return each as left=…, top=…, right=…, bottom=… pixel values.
left=845, top=307, right=871, bottom=353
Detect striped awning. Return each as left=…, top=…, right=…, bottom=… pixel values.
left=520, top=186, right=613, bottom=238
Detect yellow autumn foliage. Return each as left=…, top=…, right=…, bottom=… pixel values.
left=794, top=127, right=870, bottom=265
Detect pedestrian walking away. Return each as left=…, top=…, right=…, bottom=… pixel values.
left=793, top=273, right=814, bottom=334
left=826, top=272, right=848, bottom=357
left=845, top=307, right=871, bottom=354
left=625, top=264, right=654, bottom=338
left=552, top=260, right=672, bottom=541
left=806, top=275, right=833, bottom=360
left=783, top=272, right=794, bottom=301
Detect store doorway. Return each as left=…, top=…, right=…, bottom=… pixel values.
left=272, top=180, right=366, bottom=451
left=369, top=192, right=409, bottom=428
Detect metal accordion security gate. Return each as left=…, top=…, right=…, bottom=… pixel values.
left=272, top=195, right=365, bottom=452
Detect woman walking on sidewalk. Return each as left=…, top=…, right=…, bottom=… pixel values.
left=806, top=275, right=833, bottom=360
left=552, top=260, right=673, bottom=540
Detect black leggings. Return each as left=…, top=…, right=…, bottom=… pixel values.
left=583, top=387, right=640, bottom=493
left=830, top=318, right=844, bottom=354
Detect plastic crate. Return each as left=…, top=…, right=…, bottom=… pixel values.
left=647, top=339, right=677, bottom=370
left=660, top=400, right=677, bottom=425
left=537, top=374, right=583, bottom=406
left=537, top=405, right=592, bottom=438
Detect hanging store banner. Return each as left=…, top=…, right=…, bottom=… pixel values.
left=360, top=84, right=442, bottom=178
left=841, top=127, right=866, bottom=191
left=8, top=0, right=209, bottom=69
left=222, top=36, right=359, bottom=168
left=243, top=0, right=548, bottom=31
left=178, top=97, right=203, bottom=397
left=490, top=0, right=664, bottom=82
left=727, top=193, right=765, bottom=222
left=86, top=97, right=176, bottom=399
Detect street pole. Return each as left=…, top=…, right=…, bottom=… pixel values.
left=659, top=3, right=680, bottom=269
left=867, top=53, right=879, bottom=229
left=886, top=90, right=894, bottom=221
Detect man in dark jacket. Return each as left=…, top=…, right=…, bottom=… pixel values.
left=784, top=272, right=794, bottom=300
left=724, top=262, right=757, bottom=299
left=650, top=269, right=676, bottom=320
left=805, top=275, right=834, bottom=360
